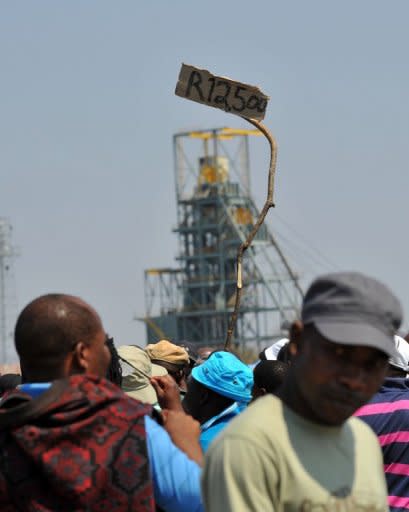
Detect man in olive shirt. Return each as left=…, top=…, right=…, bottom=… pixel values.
left=202, top=272, right=402, bottom=511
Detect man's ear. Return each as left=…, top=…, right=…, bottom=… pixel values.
left=72, top=341, right=90, bottom=373
left=288, top=320, right=304, bottom=358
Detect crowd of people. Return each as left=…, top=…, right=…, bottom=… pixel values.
left=0, top=270, right=407, bottom=511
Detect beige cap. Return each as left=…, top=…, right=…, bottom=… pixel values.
left=145, top=340, right=189, bottom=366
left=117, top=345, right=167, bottom=404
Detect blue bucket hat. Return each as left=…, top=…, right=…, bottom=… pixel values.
left=192, top=351, right=253, bottom=403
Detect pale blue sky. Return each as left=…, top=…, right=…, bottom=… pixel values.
left=1, top=1, right=408, bottom=359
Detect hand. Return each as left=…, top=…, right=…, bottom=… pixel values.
left=150, top=375, right=183, bottom=412
left=162, top=409, right=203, bottom=466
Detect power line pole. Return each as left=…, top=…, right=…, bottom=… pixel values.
left=0, top=219, right=18, bottom=364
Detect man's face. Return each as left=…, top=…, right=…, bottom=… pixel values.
left=74, top=301, right=111, bottom=378
left=182, top=377, right=203, bottom=421
left=86, top=329, right=112, bottom=378
left=291, top=327, right=388, bottom=425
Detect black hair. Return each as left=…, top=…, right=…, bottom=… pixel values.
left=0, top=373, right=21, bottom=396
left=277, top=343, right=291, bottom=364
left=258, top=350, right=267, bottom=361
left=253, top=360, right=289, bottom=393
left=178, top=341, right=199, bottom=369
left=105, top=336, right=122, bottom=387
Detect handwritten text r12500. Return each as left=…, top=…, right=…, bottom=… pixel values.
left=175, top=64, right=269, bottom=121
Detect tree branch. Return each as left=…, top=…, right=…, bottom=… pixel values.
left=224, top=119, right=277, bottom=350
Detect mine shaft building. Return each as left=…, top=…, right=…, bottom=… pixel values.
left=142, top=127, right=303, bottom=350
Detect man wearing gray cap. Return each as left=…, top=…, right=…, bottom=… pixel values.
left=355, top=335, right=409, bottom=511
left=202, top=272, right=402, bottom=512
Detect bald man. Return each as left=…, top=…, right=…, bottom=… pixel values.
left=0, top=294, right=203, bottom=512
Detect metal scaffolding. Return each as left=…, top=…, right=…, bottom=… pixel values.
left=142, top=128, right=303, bottom=351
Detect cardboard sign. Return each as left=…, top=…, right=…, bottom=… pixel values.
left=175, top=64, right=269, bottom=121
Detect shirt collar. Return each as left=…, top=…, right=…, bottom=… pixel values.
left=201, top=402, right=240, bottom=431
left=17, top=383, right=51, bottom=398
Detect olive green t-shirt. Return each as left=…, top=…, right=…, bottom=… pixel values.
left=202, top=395, right=388, bottom=512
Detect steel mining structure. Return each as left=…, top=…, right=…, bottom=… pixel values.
left=142, top=128, right=303, bottom=350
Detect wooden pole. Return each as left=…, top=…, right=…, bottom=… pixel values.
left=224, top=118, right=277, bottom=350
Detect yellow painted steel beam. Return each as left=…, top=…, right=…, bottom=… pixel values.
left=141, top=317, right=166, bottom=339
left=187, top=128, right=262, bottom=140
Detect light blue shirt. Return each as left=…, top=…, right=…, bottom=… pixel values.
left=200, top=402, right=242, bottom=452
left=145, top=415, right=203, bottom=512
left=18, top=383, right=203, bottom=512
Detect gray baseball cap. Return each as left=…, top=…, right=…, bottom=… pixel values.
left=302, top=272, right=402, bottom=358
